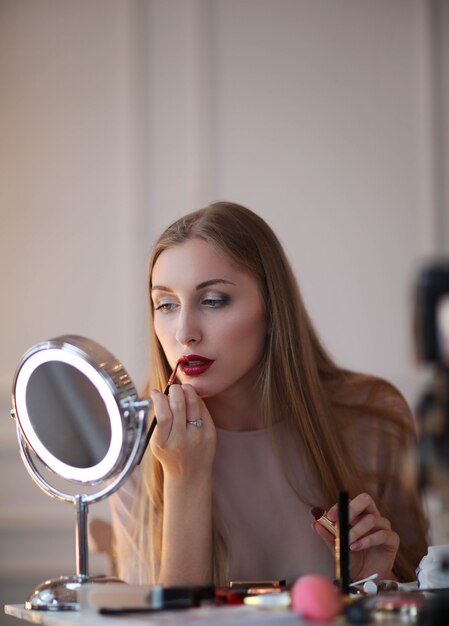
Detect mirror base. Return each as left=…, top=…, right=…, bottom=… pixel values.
left=25, top=574, right=124, bottom=611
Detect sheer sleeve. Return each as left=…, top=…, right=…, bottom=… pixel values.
left=109, top=466, right=158, bottom=584
left=339, top=376, right=429, bottom=580
left=371, top=382, right=429, bottom=579
left=353, top=379, right=429, bottom=579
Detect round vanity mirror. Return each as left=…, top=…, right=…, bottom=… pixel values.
left=23, top=359, right=114, bottom=473
left=10, top=335, right=151, bottom=610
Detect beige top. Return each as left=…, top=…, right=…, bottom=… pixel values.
left=110, top=379, right=427, bottom=584
left=213, top=423, right=334, bottom=583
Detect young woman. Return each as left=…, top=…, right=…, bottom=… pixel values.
left=110, top=201, right=428, bottom=587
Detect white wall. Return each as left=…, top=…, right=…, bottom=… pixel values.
left=0, top=1, right=150, bottom=619
left=0, top=0, right=448, bottom=621
left=214, top=0, right=432, bottom=388
left=144, top=0, right=449, bottom=401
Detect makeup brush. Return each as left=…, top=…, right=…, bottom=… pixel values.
left=137, top=361, right=180, bottom=464
left=336, top=491, right=350, bottom=595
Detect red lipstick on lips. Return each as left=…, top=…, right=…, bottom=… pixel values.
left=178, top=354, right=214, bottom=377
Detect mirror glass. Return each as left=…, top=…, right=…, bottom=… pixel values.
left=26, top=361, right=111, bottom=468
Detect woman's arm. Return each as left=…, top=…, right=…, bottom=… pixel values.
left=161, top=472, right=213, bottom=585
left=150, top=384, right=216, bottom=585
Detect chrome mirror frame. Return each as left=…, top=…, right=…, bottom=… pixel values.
left=10, top=335, right=151, bottom=610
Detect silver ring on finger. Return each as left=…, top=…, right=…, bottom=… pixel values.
left=187, top=418, right=203, bottom=428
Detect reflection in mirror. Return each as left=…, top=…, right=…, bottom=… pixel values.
left=26, top=361, right=111, bottom=468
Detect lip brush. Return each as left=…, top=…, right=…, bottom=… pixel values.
left=137, top=361, right=180, bottom=464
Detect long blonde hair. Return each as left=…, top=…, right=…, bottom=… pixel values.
left=128, top=202, right=427, bottom=583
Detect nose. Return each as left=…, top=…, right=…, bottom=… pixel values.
left=175, top=307, right=201, bottom=346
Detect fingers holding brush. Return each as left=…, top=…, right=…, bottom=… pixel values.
left=150, top=387, right=175, bottom=446
left=137, top=361, right=181, bottom=463
left=150, top=384, right=216, bottom=481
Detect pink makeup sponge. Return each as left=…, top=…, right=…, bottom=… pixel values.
left=290, top=575, right=343, bottom=621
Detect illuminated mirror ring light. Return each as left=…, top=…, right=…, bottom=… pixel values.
left=12, top=337, right=137, bottom=484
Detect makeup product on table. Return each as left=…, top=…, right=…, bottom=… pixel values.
left=80, top=583, right=208, bottom=614
left=214, top=588, right=246, bottom=605
left=243, top=592, right=291, bottom=609
left=216, top=581, right=286, bottom=606
left=311, top=507, right=338, bottom=537
left=345, top=591, right=426, bottom=624
left=290, top=575, right=343, bottom=621
left=229, top=580, right=285, bottom=592
left=349, top=573, right=379, bottom=595
left=137, top=361, right=180, bottom=464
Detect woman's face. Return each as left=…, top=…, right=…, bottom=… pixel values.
left=151, top=238, right=267, bottom=400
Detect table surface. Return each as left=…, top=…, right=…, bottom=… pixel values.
left=5, top=602, right=415, bottom=626
left=5, top=604, right=315, bottom=626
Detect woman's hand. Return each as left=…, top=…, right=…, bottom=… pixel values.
left=150, top=383, right=216, bottom=482
left=313, top=492, right=399, bottom=581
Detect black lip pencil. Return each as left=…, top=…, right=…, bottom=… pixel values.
left=336, top=491, right=350, bottom=594
left=137, top=361, right=180, bottom=464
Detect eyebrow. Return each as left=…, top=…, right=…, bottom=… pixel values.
left=151, top=278, right=236, bottom=292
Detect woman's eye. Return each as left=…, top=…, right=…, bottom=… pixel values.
left=155, top=302, right=178, bottom=312
left=202, top=296, right=230, bottom=308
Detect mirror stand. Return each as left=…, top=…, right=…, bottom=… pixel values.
left=75, top=495, right=89, bottom=580
left=25, top=495, right=121, bottom=611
